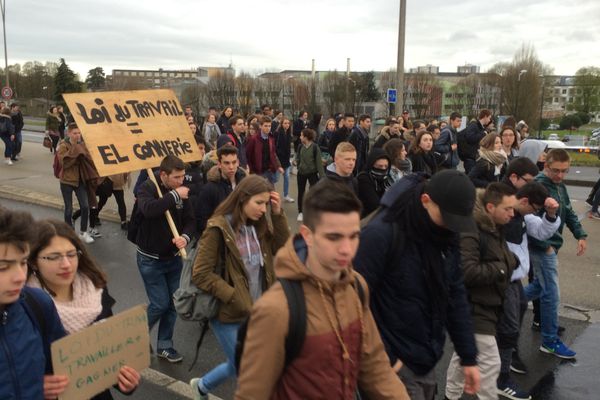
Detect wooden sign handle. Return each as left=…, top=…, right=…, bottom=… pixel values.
left=147, top=169, right=187, bottom=259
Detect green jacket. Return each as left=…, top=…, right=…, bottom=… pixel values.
left=529, top=172, right=587, bottom=251
left=191, top=212, right=289, bottom=323
left=295, top=142, right=325, bottom=177
left=460, top=189, right=517, bottom=335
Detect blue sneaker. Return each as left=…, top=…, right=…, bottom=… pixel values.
left=540, top=339, right=576, bottom=359
left=497, top=377, right=531, bottom=399
left=157, top=347, right=183, bottom=363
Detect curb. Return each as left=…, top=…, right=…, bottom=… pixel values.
left=0, top=184, right=123, bottom=224
left=141, top=368, right=223, bottom=400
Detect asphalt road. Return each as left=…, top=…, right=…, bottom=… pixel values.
left=2, top=132, right=599, bottom=399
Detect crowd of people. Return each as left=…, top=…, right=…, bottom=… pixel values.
left=0, top=102, right=594, bottom=400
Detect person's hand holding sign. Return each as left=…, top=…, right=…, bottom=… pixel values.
left=43, top=374, right=69, bottom=399
left=117, top=366, right=141, bottom=394
left=172, top=236, right=188, bottom=249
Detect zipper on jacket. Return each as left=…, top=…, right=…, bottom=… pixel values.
left=1, top=310, right=23, bottom=399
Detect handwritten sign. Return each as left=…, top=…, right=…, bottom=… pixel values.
left=51, top=305, right=150, bottom=400
left=62, top=89, right=202, bottom=176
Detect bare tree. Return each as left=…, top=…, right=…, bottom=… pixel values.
left=488, top=44, right=552, bottom=127
left=406, top=72, right=440, bottom=119
left=236, top=72, right=255, bottom=117
left=207, top=70, right=236, bottom=111
left=320, top=70, right=344, bottom=117
left=255, top=75, right=283, bottom=111
left=572, top=66, right=600, bottom=114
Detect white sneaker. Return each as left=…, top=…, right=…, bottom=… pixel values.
left=88, top=228, right=102, bottom=238
left=297, top=212, right=303, bottom=222
left=284, top=196, right=295, bottom=203
left=4, top=159, right=13, bottom=165
left=79, top=231, right=95, bottom=244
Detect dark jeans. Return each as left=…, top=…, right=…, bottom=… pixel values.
left=136, top=252, right=182, bottom=349
left=297, top=172, right=319, bottom=212
left=12, top=131, right=22, bottom=159
left=1, top=134, right=13, bottom=158
left=591, top=183, right=600, bottom=213
left=496, top=281, right=527, bottom=374
left=97, top=179, right=127, bottom=222
left=60, top=183, right=89, bottom=232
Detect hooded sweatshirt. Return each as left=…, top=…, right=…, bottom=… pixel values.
left=519, top=140, right=547, bottom=170
left=325, top=162, right=359, bottom=196
left=357, top=148, right=392, bottom=216
left=235, top=235, right=409, bottom=400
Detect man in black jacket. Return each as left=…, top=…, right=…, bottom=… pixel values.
left=348, top=114, right=371, bottom=174
left=435, top=112, right=461, bottom=170
left=354, top=170, right=480, bottom=400
left=194, top=145, right=246, bottom=234
left=328, top=113, right=355, bottom=156
left=459, top=109, right=492, bottom=174
left=135, top=155, right=196, bottom=363
left=10, top=103, right=23, bottom=161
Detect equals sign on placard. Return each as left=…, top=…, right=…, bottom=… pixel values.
left=127, top=122, right=143, bottom=134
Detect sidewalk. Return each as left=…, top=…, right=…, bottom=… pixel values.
left=0, top=140, right=137, bottom=223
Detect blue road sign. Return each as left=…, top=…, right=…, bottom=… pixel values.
left=387, top=88, right=397, bottom=104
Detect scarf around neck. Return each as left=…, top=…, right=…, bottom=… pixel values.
left=29, top=273, right=103, bottom=334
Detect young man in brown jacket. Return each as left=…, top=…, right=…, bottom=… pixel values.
left=57, top=122, right=98, bottom=244
left=445, top=182, right=519, bottom=400
left=235, top=181, right=409, bottom=400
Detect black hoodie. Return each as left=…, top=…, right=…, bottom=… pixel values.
left=357, top=148, right=392, bottom=216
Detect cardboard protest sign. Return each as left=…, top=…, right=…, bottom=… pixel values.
left=51, top=305, right=150, bottom=400
left=63, top=89, right=202, bottom=176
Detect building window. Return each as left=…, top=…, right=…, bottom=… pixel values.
left=562, top=89, right=567, bottom=94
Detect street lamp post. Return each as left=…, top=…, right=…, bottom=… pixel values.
left=0, top=0, right=8, bottom=88
left=514, top=69, right=527, bottom=120
left=396, top=0, right=406, bottom=115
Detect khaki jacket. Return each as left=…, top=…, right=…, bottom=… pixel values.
left=57, top=139, right=96, bottom=187
left=192, top=212, right=289, bottom=323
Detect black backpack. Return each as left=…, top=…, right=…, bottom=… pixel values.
left=456, top=128, right=470, bottom=161
left=234, top=276, right=366, bottom=374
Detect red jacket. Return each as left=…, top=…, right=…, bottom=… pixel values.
left=245, top=134, right=281, bottom=174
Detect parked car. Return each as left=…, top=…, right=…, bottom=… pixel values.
left=548, top=133, right=560, bottom=140
left=548, top=124, right=560, bottom=130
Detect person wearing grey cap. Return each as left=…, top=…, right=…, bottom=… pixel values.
left=354, top=170, right=480, bottom=400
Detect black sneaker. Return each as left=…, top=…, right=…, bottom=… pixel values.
left=497, top=377, right=531, bottom=399
left=531, top=321, right=565, bottom=336
left=157, top=347, right=183, bottom=363
left=510, top=351, right=528, bottom=375
left=121, top=221, right=128, bottom=231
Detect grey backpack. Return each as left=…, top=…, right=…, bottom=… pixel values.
left=173, top=234, right=225, bottom=322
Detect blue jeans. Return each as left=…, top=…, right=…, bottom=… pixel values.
left=60, top=182, right=89, bottom=232
left=262, top=170, right=279, bottom=185
left=136, top=253, right=182, bottom=349
left=199, top=319, right=241, bottom=393
left=279, top=166, right=291, bottom=196
left=524, top=248, right=559, bottom=344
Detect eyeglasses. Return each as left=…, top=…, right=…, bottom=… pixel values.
left=548, top=167, right=569, bottom=175
left=531, top=203, right=543, bottom=213
left=38, top=250, right=81, bottom=263
left=518, top=175, right=534, bottom=183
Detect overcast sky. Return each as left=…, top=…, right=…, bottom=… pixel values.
left=6, top=0, right=599, bottom=79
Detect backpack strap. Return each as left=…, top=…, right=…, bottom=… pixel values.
left=23, top=289, right=47, bottom=338
left=353, top=276, right=366, bottom=307
left=279, top=278, right=306, bottom=368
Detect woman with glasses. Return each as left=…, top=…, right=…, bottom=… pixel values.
left=27, top=219, right=140, bottom=400
left=500, top=126, right=520, bottom=161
